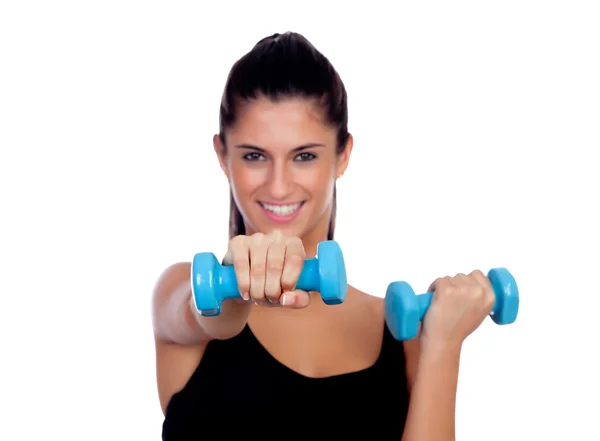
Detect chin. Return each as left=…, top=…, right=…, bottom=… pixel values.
left=252, top=222, right=308, bottom=238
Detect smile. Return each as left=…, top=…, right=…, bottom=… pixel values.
left=258, top=201, right=305, bottom=222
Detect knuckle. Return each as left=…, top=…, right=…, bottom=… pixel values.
left=436, top=282, right=453, bottom=296
left=441, top=276, right=453, bottom=286
left=442, top=287, right=455, bottom=297
left=226, top=240, right=243, bottom=259
left=251, top=263, right=265, bottom=277
left=286, top=253, right=305, bottom=270
left=473, top=287, right=485, bottom=301
left=287, top=235, right=304, bottom=249
left=470, top=269, right=485, bottom=278
left=269, top=229, right=284, bottom=241
left=266, top=260, right=284, bottom=275
left=231, top=235, right=246, bottom=248
left=473, top=286, right=489, bottom=304
left=233, top=256, right=248, bottom=269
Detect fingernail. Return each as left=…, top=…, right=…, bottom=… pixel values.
left=281, top=293, right=294, bottom=306
left=241, top=292, right=250, bottom=301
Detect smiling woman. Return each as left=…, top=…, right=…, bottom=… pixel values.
left=216, top=96, right=348, bottom=244
left=215, top=34, right=351, bottom=246
left=151, top=31, right=475, bottom=440
left=230, top=137, right=329, bottom=223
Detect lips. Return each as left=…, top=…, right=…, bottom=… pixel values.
left=259, top=202, right=303, bottom=216
left=258, top=201, right=305, bottom=223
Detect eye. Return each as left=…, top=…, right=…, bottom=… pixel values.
left=243, top=152, right=266, bottom=161
left=295, top=152, right=316, bottom=161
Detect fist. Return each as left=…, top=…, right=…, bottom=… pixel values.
left=421, top=270, right=496, bottom=348
left=223, top=230, right=311, bottom=308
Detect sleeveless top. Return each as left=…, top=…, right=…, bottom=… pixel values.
left=162, top=322, right=410, bottom=439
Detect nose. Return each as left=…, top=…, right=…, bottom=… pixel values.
left=266, top=160, right=293, bottom=201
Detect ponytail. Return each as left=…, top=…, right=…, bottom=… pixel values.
left=228, top=191, right=246, bottom=239
left=327, top=185, right=337, bottom=240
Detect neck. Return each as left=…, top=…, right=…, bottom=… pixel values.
left=301, top=207, right=334, bottom=259
left=301, top=235, right=328, bottom=259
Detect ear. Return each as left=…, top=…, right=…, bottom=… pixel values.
left=213, top=134, right=230, bottom=180
left=335, top=133, right=353, bottom=179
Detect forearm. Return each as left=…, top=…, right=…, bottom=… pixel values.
left=190, top=291, right=251, bottom=342
left=152, top=262, right=251, bottom=345
left=401, top=342, right=462, bottom=441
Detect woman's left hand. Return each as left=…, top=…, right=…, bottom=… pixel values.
left=420, top=270, right=496, bottom=351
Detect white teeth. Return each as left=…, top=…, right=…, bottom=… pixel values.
left=261, top=203, right=301, bottom=216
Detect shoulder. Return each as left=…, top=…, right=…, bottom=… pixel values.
left=152, top=262, right=191, bottom=314
left=154, top=261, right=191, bottom=292
left=346, top=285, right=421, bottom=390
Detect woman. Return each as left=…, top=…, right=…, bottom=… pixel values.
left=152, top=32, right=495, bottom=440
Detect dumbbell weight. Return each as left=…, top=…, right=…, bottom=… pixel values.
left=384, top=267, right=519, bottom=341
left=191, top=240, right=348, bottom=317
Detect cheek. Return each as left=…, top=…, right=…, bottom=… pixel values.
left=302, top=165, right=335, bottom=199
left=229, top=162, right=264, bottom=192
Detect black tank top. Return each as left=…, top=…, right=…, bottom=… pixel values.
left=162, top=322, right=410, bottom=439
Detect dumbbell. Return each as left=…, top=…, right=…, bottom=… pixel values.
left=191, top=240, right=348, bottom=317
left=384, top=267, right=519, bottom=341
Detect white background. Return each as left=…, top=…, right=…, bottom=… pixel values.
left=1, top=1, right=599, bottom=439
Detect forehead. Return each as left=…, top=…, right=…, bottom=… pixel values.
left=227, top=97, right=336, bottom=148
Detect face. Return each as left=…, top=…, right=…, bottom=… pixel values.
left=214, top=96, right=352, bottom=242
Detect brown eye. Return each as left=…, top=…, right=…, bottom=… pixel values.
left=243, top=152, right=266, bottom=161
left=295, top=152, right=316, bottom=161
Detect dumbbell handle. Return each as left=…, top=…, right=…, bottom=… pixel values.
left=416, top=294, right=433, bottom=321
left=213, top=257, right=320, bottom=301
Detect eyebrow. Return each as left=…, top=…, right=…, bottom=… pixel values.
left=234, top=143, right=325, bottom=153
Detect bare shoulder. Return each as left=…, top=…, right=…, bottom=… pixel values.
left=152, top=261, right=191, bottom=341
left=345, top=285, right=420, bottom=390
left=153, top=261, right=191, bottom=301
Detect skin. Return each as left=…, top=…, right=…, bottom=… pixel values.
left=152, top=95, right=496, bottom=441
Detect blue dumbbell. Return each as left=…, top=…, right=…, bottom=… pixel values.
left=384, top=267, right=519, bottom=341
left=191, top=240, right=348, bottom=317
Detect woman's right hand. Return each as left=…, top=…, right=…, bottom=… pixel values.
left=223, top=230, right=311, bottom=308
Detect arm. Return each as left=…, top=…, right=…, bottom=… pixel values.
left=151, top=261, right=252, bottom=415
left=400, top=269, right=496, bottom=440
left=401, top=333, right=461, bottom=441
left=152, top=261, right=251, bottom=346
